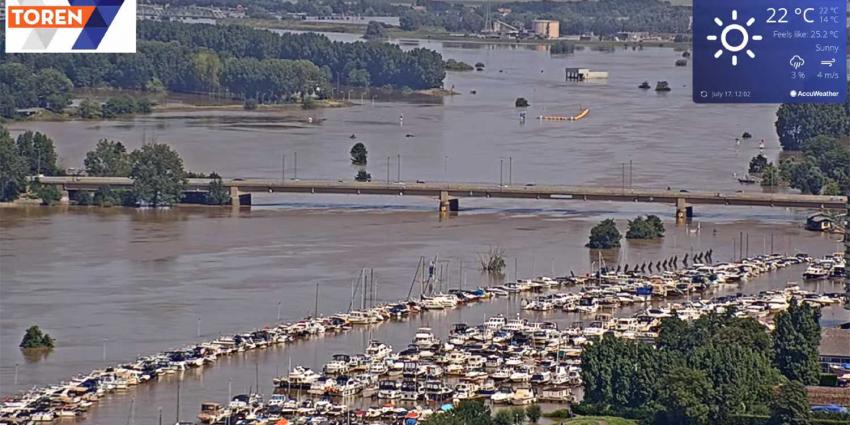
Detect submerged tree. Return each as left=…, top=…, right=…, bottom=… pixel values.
left=480, top=247, right=506, bottom=275
left=20, top=325, right=54, bottom=350
left=586, top=219, right=622, bottom=249
left=84, top=139, right=131, bottom=177
left=206, top=172, right=231, bottom=205
left=350, top=142, right=368, bottom=165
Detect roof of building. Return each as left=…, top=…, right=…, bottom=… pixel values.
left=820, top=328, right=850, bottom=358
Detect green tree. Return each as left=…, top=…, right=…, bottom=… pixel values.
left=16, top=131, right=59, bottom=175
left=355, top=169, right=372, bottom=182
left=515, top=97, right=530, bottom=107
left=781, top=160, right=825, bottom=194
left=364, top=21, right=388, bottom=40
left=493, top=410, right=513, bottom=425
left=626, top=215, right=664, bottom=239
left=129, top=143, right=188, bottom=207
left=206, top=172, right=231, bottom=205
left=77, top=99, right=103, bottom=119
left=31, top=180, right=61, bottom=205
left=775, top=85, right=850, bottom=150
left=33, top=68, right=73, bottom=112
left=93, top=187, right=121, bottom=207
left=586, top=218, right=621, bottom=249
left=655, top=367, right=713, bottom=425
left=348, top=68, right=371, bottom=87
left=19, top=325, right=54, bottom=349
left=821, top=179, right=843, bottom=196
left=191, top=51, right=222, bottom=90
left=525, top=404, right=542, bottom=423
left=350, top=142, right=368, bottom=165
left=509, top=407, right=526, bottom=424
left=768, top=380, right=812, bottom=425
left=0, top=127, right=27, bottom=202
left=761, top=163, right=781, bottom=188
left=749, top=154, right=768, bottom=174
left=84, top=139, right=131, bottom=177
left=773, top=299, right=821, bottom=385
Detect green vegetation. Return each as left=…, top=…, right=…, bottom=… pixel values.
left=586, top=219, right=621, bottom=249
left=768, top=380, right=812, bottom=425
left=773, top=300, right=821, bottom=385
left=206, top=173, right=232, bottom=205
left=0, top=20, right=446, bottom=118
left=363, top=21, right=388, bottom=40
left=30, top=180, right=62, bottom=206
left=129, top=143, right=188, bottom=207
left=749, top=154, right=768, bottom=174
left=355, top=169, right=372, bottom=182
left=0, top=128, right=28, bottom=202
left=444, top=59, right=474, bottom=72
left=101, top=96, right=153, bottom=118
left=775, top=83, right=850, bottom=150
left=625, top=215, right=664, bottom=240
left=525, top=405, right=542, bottom=423
left=579, top=302, right=823, bottom=425
left=20, top=325, right=54, bottom=350
left=515, top=98, right=530, bottom=108
left=15, top=131, right=59, bottom=176
left=760, top=163, right=781, bottom=188
left=350, top=143, right=368, bottom=165
left=0, top=64, right=73, bottom=116
left=85, top=140, right=132, bottom=177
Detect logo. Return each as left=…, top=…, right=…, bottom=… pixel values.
left=5, top=0, right=135, bottom=53
left=704, top=9, right=763, bottom=67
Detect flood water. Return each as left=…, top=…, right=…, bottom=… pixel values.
left=1, top=34, right=847, bottom=425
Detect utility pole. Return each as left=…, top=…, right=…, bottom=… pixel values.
left=508, top=157, right=512, bottom=185
left=294, top=152, right=298, bottom=180
left=282, top=153, right=286, bottom=181
left=500, top=159, right=504, bottom=187
left=386, top=156, right=390, bottom=184
left=397, top=154, right=401, bottom=183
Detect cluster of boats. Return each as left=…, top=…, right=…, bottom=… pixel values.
left=803, top=253, right=846, bottom=280
left=2, top=252, right=845, bottom=425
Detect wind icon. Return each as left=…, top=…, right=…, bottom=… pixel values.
left=706, top=9, right=763, bottom=66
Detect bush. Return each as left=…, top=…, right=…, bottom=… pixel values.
left=31, top=181, right=61, bottom=205
left=243, top=98, right=258, bottom=110
left=626, top=215, right=664, bottom=239
left=444, top=59, right=473, bottom=71
left=350, top=143, right=368, bottom=165
left=355, top=169, right=371, bottom=182
left=749, top=154, right=768, bottom=174
left=526, top=405, right=542, bottom=423
left=515, top=97, right=530, bottom=108
left=587, top=219, right=622, bottom=249
left=20, top=325, right=54, bottom=349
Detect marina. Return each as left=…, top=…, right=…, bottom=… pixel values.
left=1, top=250, right=846, bottom=424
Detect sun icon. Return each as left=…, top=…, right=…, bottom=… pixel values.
left=706, top=10, right=763, bottom=66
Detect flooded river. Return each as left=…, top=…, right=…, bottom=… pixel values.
left=1, top=35, right=847, bottom=425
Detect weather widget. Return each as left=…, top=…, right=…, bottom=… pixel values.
left=693, top=0, right=847, bottom=103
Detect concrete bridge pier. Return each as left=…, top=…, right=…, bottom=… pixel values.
left=229, top=186, right=252, bottom=208
left=675, top=198, right=693, bottom=221
left=439, top=191, right=459, bottom=213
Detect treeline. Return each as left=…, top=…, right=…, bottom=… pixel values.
left=0, top=21, right=445, bottom=117
left=765, top=81, right=850, bottom=195
left=580, top=301, right=827, bottom=425
left=0, top=125, right=230, bottom=206
left=138, top=21, right=445, bottom=89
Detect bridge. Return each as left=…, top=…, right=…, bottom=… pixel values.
left=38, top=176, right=846, bottom=218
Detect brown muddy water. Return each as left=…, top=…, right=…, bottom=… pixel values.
left=1, top=36, right=846, bottom=424
left=1, top=201, right=847, bottom=424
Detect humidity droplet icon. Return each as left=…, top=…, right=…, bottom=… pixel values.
left=706, top=9, right=763, bottom=66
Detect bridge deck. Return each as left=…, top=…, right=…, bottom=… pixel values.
left=38, top=176, right=846, bottom=210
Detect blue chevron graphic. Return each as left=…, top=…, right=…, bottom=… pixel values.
left=68, top=0, right=125, bottom=50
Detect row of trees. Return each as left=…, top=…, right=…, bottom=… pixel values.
left=0, top=126, right=230, bottom=207
left=78, top=96, right=154, bottom=119
left=0, top=21, right=447, bottom=117
left=586, top=216, right=665, bottom=249
left=580, top=301, right=823, bottom=424
left=136, top=21, right=445, bottom=90
left=749, top=135, right=849, bottom=195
